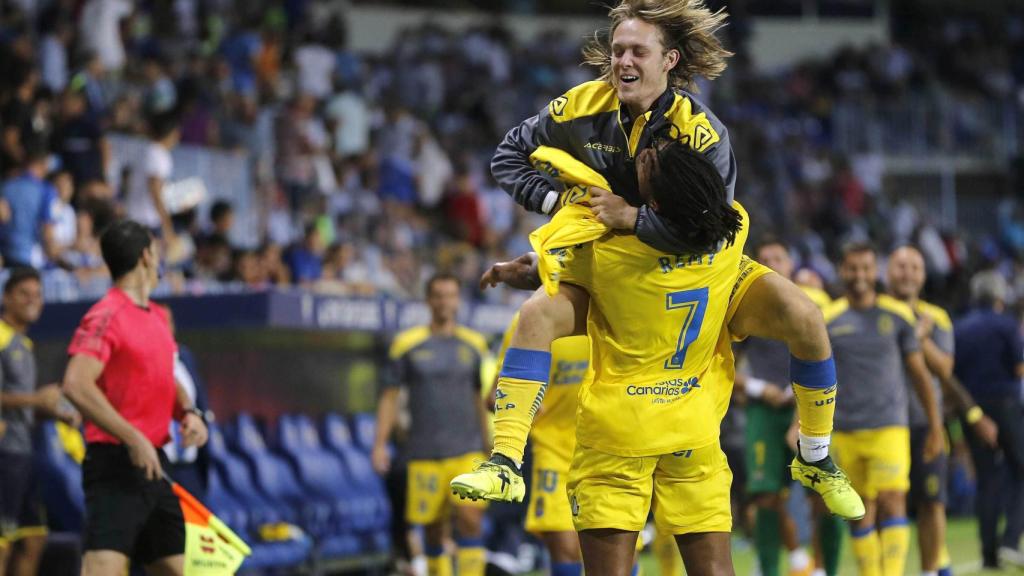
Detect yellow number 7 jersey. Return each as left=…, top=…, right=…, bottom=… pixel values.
left=558, top=202, right=755, bottom=457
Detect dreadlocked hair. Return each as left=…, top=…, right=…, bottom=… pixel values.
left=582, top=0, right=732, bottom=92
left=649, top=140, right=742, bottom=252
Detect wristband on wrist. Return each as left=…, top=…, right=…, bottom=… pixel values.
left=183, top=407, right=208, bottom=422
left=965, top=405, right=984, bottom=425
left=541, top=190, right=559, bottom=214
left=746, top=377, right=767, bottom=399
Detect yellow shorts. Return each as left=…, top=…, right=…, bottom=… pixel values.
left=525, top=445, right=574, bottom=534
left=566, top=441, right=732, bottom=535
left=831, top=427, right=911, bottom=499
left=407, top=452, right=487, bottom=525
left=726, top=256, right=776, bottom=338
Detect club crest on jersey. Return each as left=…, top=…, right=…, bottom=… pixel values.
left=550, top=96, right=568, bottom=117
left=877, top=314, right=894, bottom=336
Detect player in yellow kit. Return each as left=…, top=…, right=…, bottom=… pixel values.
left=495, top=314, right=590, bottom=576
left=455, top=141, right=861, bottom=574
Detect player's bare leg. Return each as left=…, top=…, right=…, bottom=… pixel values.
left=452, top=284, right=588, bottom=502
left=143, top=554, right=185, bottom=576
left=729, top=273, right=864, bottom=520
left=452, top=505, right=486, bottom=576
left=578, top=529, right=638, bottom=576
left=10, top=534, right=46, bottom=576
left=675, top=532, right=736, bottom=576
left=542, top=531, right=582, bottom=564
left=82, top=550, right=130, bottom=576
left=917, top=501, right=946, bottom=572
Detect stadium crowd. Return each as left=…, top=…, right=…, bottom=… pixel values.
left=0, top=1, right=1023, bottom=308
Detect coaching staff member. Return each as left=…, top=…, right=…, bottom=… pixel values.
left=62, top=220, right=209, bottom=576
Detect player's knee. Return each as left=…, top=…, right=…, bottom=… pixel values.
left=752, top=493, right=781, bottom=510
left=875, top=491, right=907, bottom=519
left=518, top=294, right=571, bottom=342
left=452, top=510, right=484, bottom=539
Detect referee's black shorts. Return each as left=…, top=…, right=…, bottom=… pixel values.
left=82, top=443, right=185, bottom=565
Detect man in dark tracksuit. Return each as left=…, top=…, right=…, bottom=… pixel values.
left=954, top=271, right=1024, bottom=569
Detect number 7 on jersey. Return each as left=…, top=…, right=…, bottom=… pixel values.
left=664, top=287, right=709, bottom=370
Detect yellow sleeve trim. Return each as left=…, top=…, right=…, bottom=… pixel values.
left=388, top=326, right=431, bottom=360
left=916, top=300, right=953, bottom=332
left=0, top=320, right=15, bottom=351
left=877, top=294, right=918, bottom=326
left=800, top=286, right=832, bottom=310
left=665, top=94, right=720, bottom=153
left=12, top=526, right=48, bottom=540
left=548, top=81, right=619, bottom=123
left=822, top=298, right=850, bottom=324
left=455, top=326, right=490, bottom=358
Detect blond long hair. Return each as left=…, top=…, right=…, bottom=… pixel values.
left=582, top=0, right=733, bottom=91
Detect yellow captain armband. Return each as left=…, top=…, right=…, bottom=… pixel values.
left=966, top=406, right=984, bottom=425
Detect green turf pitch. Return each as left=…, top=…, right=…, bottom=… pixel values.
left=529, top=518, right=989, bottom=575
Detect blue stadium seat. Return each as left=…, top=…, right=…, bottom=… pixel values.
left=228, top=415, right=341, bottom=548
left=207, top=467, right=312, bottom=573
left=279, top=414, right=388, bottom=547
left=319, top=413, right=391, bottom=552
left=350, top=413, right=377, bottom=454
left=208, top=424, right=294, bottom=527
left=33, top=422, right=85, bottom=532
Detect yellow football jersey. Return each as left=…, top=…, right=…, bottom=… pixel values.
left=495, top=313, right=591, bottom=464
left=557, top=203, right=751, bottom=457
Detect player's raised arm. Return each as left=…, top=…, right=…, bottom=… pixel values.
left=491, top=106, right=569, bottom=215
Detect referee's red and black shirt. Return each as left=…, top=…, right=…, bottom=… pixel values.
left=68, top=288, right=177, bottom=447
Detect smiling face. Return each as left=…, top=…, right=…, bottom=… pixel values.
left=887, top=247, right=925, bottom=301
left=840, top=249, right=878, bottom=300
left=611, top=18, right=679, bottom=114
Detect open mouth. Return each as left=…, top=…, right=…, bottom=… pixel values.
left=620, top=74, right=639, bottom=84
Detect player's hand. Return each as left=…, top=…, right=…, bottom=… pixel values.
left=127, top=434, right=163, bottom=481
left=480, top=252, right=541, bottom=291
left=785, top=421, right=799, bottom=452
left=35, top=384, right=65, bottom=415
left=588, top=187, right=639, bottom=230
left=923, top=426, right=945, bottom=462
left=371, top=443, right=391, bottom=475
left=57, top=406, right=82, bottom=428
left=762, top=384, right=794, bottom=408
left=972, top=415, right=999, bottom=448
left=180, top=413, right=209, bottom=448
left=915, top=314, right=935, bottom=342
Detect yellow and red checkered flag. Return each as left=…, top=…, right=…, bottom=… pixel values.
left=167, top=475, right=251, bottom=575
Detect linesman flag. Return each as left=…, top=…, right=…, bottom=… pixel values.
left=167, top=474, right=252, bottom=575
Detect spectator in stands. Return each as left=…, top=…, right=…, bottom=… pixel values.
left=231, top=249, right=269, bottom=289
left=52, top=88, right=109, bottom=189
left=125, top=113, right=179, bottom=244
left=192, top=234, right=232, bottom=282
left=207, top=200, right=234, bottom=243
left=64, top=205, right=110, bottom=285
left=39, top=18, right=73, bottom=93
left=62, top=220, right=209, bottom=576
left=275, top=95, right=320, bottom=211
left=50, top=169, right=76, bottom=252
left=325, top=77, right=370, bottom=159
left=78, top=0, right=133, bottom=75
left=0, top=267, right=80, bottom=576
left=258, top=242, right=291, bottom=287
left=286, top=224, right=325, bottom=286
left=141, top=53, right=178, bottom=118
left=953, top=270, right=1024, bottom=569
left=1, top=62, right=39, bottom=177
left=374, top=274, right=491, bottom=576
left=444, top=169, right=485, bottom=247
left=0, top=147, right=61, bottom=269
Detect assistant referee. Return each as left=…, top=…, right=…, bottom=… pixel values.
left=62, top=220, right=209, bottom=576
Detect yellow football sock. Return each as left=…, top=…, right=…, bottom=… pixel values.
left=427, top=552, right=452, bottom=576
left=455, top=544, right=486, bottom=576
left=491, top=348, right=550, bottom=464
left=880, top=519, right=910, bottom=576
left=793, top=382, right=835, bottom=438
left=850, top=528, right=881, bottom=576
left=938, top=543, right=951, bottom=570
left=654, top=530, right=682, bottom=575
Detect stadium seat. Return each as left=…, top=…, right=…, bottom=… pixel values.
left=33, top=422, right=85, bottom=532
left=207, top=423, right=295, bottom=527
left=227, top=412, right=339, bottom=545
left=319, top=413, right=392, bottom=552
left=279, top=414, right=389, bottom=552
left=206, top=467, right=313, bottom=573
left=350, top=413, right=378, bottom=454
